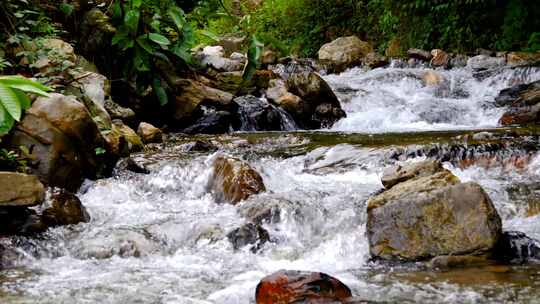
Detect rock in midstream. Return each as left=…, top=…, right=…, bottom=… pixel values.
left=208, top=155, right=266, bottom=204
left=255, top=270, right=352, bottom=304
left=367, top=161, right=502, bottom=261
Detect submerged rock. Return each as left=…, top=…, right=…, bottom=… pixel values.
left=227, top=223, right=269, bottom=252
left=255, top=270, right=352, bottom=304
left=0, top=172, right=45, bottom=207
left=367, top=162, right=502, bottom=261
left=467, top=55, right=506, bottom=71
left=209, top=156, right=266, bottom=204
left=183, top=110, right=233, bottom=135
left=183, top=140, right=218, bottom=152
left=41, top=190, right=90, bottom=227
left=318, top=36, right=373, bottom=72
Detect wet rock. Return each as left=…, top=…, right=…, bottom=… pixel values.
left=266, top=79, right=303, bottom=113
left=449, top=54, right=469, bottom=68
left=209, top=156, right=266, bottom=204
left=0, top=207, right=47, bottom=236
left=103, top=120, right=144, bottom=155
left=506, top=52, right=540, bottom=67
left=318, top=36, right=373, bottom=72
left=116, top=157, right=150, bottom=174
left=467, top=55, right=506, bottom=71
left=41, top=190, right=90, bottom=227
left=407, top=49, right=432, bottom=62
left=427, top=255, right=495, bottom=269
left=104, top=100, right=136, bottom=124
left=381, top=160, right=445, bottom=190
left=255, top=270, right=352, bottom=304
left=422, top=70, right=445, bottom=86
left=8, top=94, right=108, bottom=190
left=227, top=223, right=269, bottom=252
left=363, top=52, right=389, bottom=69
left=183, top=110, right=233, bottom=135
left=234, top=95, right=288, bottom=131
left=79, top=9, right=116, bottom=58
left=172, top=79, right=234, bottom=122
left=367, top=164, right=502, bottom=261
left=286, top=72, right=346, bottom=129
left=430, top=49, right=450, bottom=67
left=0, top=172, right=45, bottom=207
left=137, top=122, right=163, bottom=144
left=269, top=59, right=319, bottom=80
left=184, top=140, right=218, bottom=152
left=497, top=80, right=540, bottom=126
left=492, top=231, right=540, bottom=263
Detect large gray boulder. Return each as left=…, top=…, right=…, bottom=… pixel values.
left=318, top=36, right=373, bottom=72
left=367, top=162, right=502, bottom=261
left=0, top=172, right=45, bottom=207
left=9, top=94, right=109, bottom=190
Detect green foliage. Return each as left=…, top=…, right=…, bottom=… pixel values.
left=0, top=75, right=51, bottom=135
left=203, top=0, right=540, bottom=57
left=242, top=35, right=263, bottom=82
left=109, top=0, right=197, bottom=105
left=0, top=147, right=29, bottom=172
left=1, top=0, right=61, bottom=37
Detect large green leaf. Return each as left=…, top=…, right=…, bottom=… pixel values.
left=12, top=89, right=31, bottom=110
left=167, top=7, right=187, bottom=32
left=171, top=44, right=192, bottom=64
left=0, top=103, right=15, bottom=135
left=0, top=83, right=21, bottom=121
left=0, top=76, right=51, bottom=97
left=148, top=33, right=171, bottom=45
left=124, top=10, right=140, bottom=35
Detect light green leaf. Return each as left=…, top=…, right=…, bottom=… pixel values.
left=124, top=10, right=140, bottom=35
left=0, top=75, right=51, bottom=93
left=167, top=7, right=186, bottom=32
left=0, top=83, right=22, bottom=121
left=171, top=44, right=192, bottom=64
left=199, top=30, right=220, bottom=42
left=12, top=89, right=31, bottom=110
left=242, top=35, right=264, bottom=82
left=148, top=33, right=171, bottom=45
left=0, top=103, right=15, bottom=135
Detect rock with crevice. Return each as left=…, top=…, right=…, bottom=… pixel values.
left=9, top=94, right=108, bottom=190
left=497, top=80, right=540, bottom=126
left=171, top=79, right=234, bottom=123
left=255, top=270, right=352, bottom=304
left=381, top=160, right=445, bottom=190
left=209, top=156, right=266, bottom=204
left=286, top=72, right=346, bottom=129
left=367, top=161, right=502, bottom=261
left=318, top=36, right=373, bottom=72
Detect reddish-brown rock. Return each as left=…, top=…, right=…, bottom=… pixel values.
left=255, top=270, right=352, bottom=304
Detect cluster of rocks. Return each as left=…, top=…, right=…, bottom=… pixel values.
left=251, top=160, right=540, bottom=303
left=168, top=44, right=346, bottom=133
left=0, top=172, right=89, bottom=236
left=496, top=80, right=540, bottom=126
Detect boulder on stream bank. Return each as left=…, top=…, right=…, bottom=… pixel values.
left=255, top=270, right=352, bottom=304
left=8, top=93, right=111, bottom=190
left=318, top=36, right=374, bottom=72
left=367, top=160, right=502, bottom=261
left=209, top=156, right=266, bottom=204
left=0, top=172, right=45, bottom=207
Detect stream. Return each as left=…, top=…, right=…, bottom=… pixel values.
left=2, top=65, right=540, bottom=303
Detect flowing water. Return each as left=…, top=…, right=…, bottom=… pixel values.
left=2, top=65, right=540, bottom=304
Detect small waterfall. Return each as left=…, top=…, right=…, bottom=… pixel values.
left=324, top=66, right=540, bottom=132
